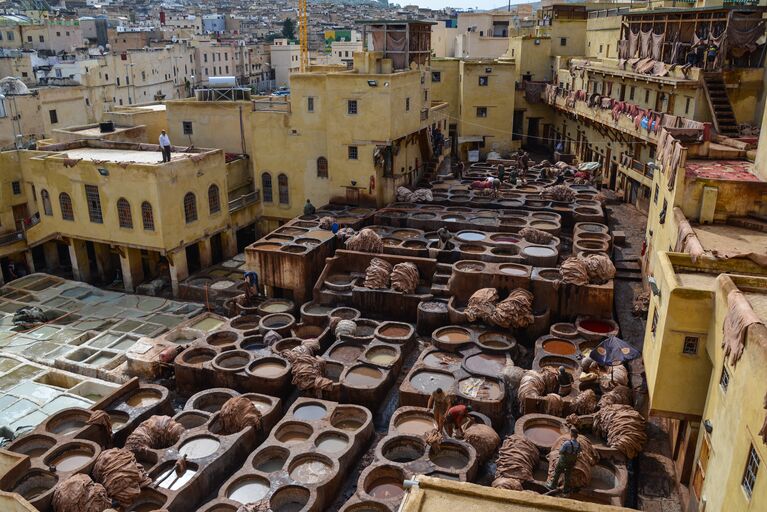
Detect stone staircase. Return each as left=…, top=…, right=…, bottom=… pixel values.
left=703, top=72, right=739, bottom=137
left=417, top=155, right=441, bottom=188
left=429, top=262, right=453, bottom=297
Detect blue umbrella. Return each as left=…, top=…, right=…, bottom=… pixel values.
left=589, top=336, right=640, bottom=367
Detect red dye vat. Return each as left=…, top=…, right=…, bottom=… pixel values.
left=580, top=320, right=613, bottom=333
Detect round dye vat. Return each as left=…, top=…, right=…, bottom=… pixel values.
left=491, top=234, right=520, bottom=243
left=250, top=397, right=273, bottom=413
left=49, top=450, right=92, bottom=472
left=290, top=459, right=332, bottom=484
left=457, top=231, right=485, bottom=242
left=184, top=349, right=216, bottom=365
left=345, top=366, right=384, bottom=387
left=460, top=244, right=484, bottom=253
left=458, top=378, right=502, bottom=400
left=430, top=447, right=469, bottom=470
left=392, top=229, right=419, bottom=239
left=125, top=390, right=161, bottom=408
left=580, top=319, right=614, bottom=333
left=422, top=351, right=462, bottom=369
left=379, top=325, right=411, bottom=338
left=435, top=327, right=471, bottom=344
left=542, top=339, right=577, bottom=356
left=315, top=433, right=348, bottom=453
left=155, top=466, right=196, bottom=491
left=499, top=264, right=527, bottom=276
left=260, top=302, right=292, bottom=313
left=455, top=261, right=485, bottom=272
left=444, top=216, right=463, bottom=222
left=464, top=353, right=510, bottom=375
left=523, top=424, right=562, bottom=447
left=250, top=360, right=287, bottom=378
left=178, top=437, right=220, bottom=459
left=477, top=333, right=514, bottom=350
left=396, top=416, right=435, bottom=436
left=293, top=403, right=327, bottom=421
left=255, top=243, right=282, bottom=251
left=523, top=246, right=556, bottom=257
left=328, top=344, right=364, bottom=364
left=367, top=478, right=404, bottom=500
left=276, top=426, right=312, bottom=445
left=530, top=221, right=558, bottom=230
left=11, top=435, right=56, bottom=458
left=256, top=455, right=286, bottom=473
left=334, top=418, right=364, bottom=431
left=227, top=477, right=270, bottom=504
left=50, top=419, right=86, bottom=435
left=365, top=346, right=397, bottom=366
left=410, top=370, right=454, bottom=393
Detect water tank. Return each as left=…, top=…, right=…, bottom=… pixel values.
left=208, top=76, right=237, bottom=88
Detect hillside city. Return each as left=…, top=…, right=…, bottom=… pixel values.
left=0, top=0, right=765, bottom=512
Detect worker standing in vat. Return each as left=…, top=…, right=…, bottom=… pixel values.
left=547, top=427, right=581, bottom=493
left=436, top=227, right=452, bottom=250
left=243, top=271, right=261, bottom=301
left=557, top=366, right=574, bottom=396
left=455, top=160, right=464, bottom=180
left=427, top=387, right=449, bottom=433
left=496, top=164, right=506, bottom=183
left=159, top=130, right=172, bottom=163
left=304, top=199, right=316, bottom=215
left=444, top=403, right=472, bottom=438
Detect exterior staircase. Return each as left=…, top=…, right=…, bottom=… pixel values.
left=702, top=72, right=739, bottom=137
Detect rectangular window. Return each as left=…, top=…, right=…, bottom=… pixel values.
left=348, top=146, right=358, bottom=160
left=719, top=364, right=730, bottom=393
left=476, top=107, right=487, bottom=118
left=307, top=97, right=314, bottom=112
left=430, top=72, right=441, bottom=84
left=645, top=89, right=650, bottom=103
left=11, top=181, right=21, bottom=195
left=39, top=35, right=44, bottom=43
left=405, top=97, right=410, bottom=111
left=742, top=445, right=760, bottom=498
left=56, top=31, right=60, bottom=37
left=682, top=336, right=699, bottom=355
left=654, top=184, right=659, bottom=204
left=84, top=184, right=103, bottom=224
left=599, top=44, right=603, bottom=53
left=48, top=109, right=58, bottom=124
left=685, top=97, right=691, bottom=114
left=347, top=100, right=358, bottom=115
left=560, top=37, right=567, bottom=46
left=27, top=36, right=32, bottom=42
left=424, top=90, right=428, bottom=101
left=479, top=76, right=488, bottom=86
left=117, top=77, right=120, bottom=86
left=183, top=121, right=193, bottom=135
left=630, top=86, right=635, bottom=101
left=7, top=31, right=13, bottom=41
left=651, top=308, right=659, bottom=336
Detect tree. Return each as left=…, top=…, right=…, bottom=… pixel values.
left=282, top=18, right=296, bottom=40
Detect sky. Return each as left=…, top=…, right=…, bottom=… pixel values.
left=397, top=0, right=528, bottom=11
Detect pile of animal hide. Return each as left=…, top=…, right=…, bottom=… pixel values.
left=396, top=186, right=433, bottom=202
left=92, top=448, right=151, bottom=507
left=346, top=228, right=383, bottom=253
left=518, top=227, right=554, bottom=245
left=289, top=353, right=335, bottom=395
left=464, top=288, right=499, bottom=323
left=491, top=289, right=534, bottom=329
left=364, top=257, right=392, bottom=289
left=218, top=396, right=262, bottom=434
left=463, top=423, right=500, bottom=460
left=593, top=404, right=647, bottom=459
left=124, top=416, right=184, bottom=458
left=597, top=385, right=633, bottom=408
left=546, top=435, right=599, bottom=488
left=560, top=254, right=616, bottom=285
left=544, top=184, right=576, bottom=202
left=492, top=434, right=540, bottom=490
left=318, top=216, right=336, bottom=229
left=572, top=389, right=598, bottom=415
left=391, top=262, right=419, bottom=293
left=52, top=474, right=111, bottom=512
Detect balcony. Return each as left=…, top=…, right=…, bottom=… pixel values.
left=619, top=154, right=654, bottom=187
left=0, top=230, right=24, bottom=247
left=229, top=190, right=261, bottom=213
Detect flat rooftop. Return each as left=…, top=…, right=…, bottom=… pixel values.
left=61, top=147, right=198, bottom=164
left=684, top=160, right=759, bottom=182
left=694, top=223, right=767, bottom=256
left=133, top=104, right=166, bottom=112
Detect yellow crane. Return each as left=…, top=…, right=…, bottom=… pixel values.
left=298, top=0, right=308, bottom=72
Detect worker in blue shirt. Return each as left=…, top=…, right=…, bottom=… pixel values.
left=547, top=427, right=581, bottom=493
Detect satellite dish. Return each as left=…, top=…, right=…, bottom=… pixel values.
left=0, top=77, right=30, bottom=95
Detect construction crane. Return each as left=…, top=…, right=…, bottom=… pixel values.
left=298, top=0, right=308, bottom=72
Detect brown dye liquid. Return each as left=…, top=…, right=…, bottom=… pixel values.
left=52, top=420, right=85, bottom=434
left=423, top=352, right=462, bottom=368
left=500, top=266, right=526, bottom=275
left=346, top=366, right=383, bottom=387
left=380, top=326, right=410, bottom=337
left=524, top=425, right=561, bottom=446
left=273, top=502, right=305, bottom=512
left=431, top=449, right=468, bottom=470
left=366, top=348, right=397, bottom=365
left=329, top=345, right=363, bottom=363
left=256, top=243, right=281, bottom=250
left=368, top=478, right=404, bottom=499
left=278, top=432, right=310, bottom=444
left=543, top=339, right=577, bottom=356
left=186, top=354, right=213, bottom=364
left=411, top=371, right=454, bottom=393
left=437, top=329, right=470, bottom=343
left=51, top=451, right=92, bottom=471
left=464, top=353, right=508, bottom=374
left=290, top=460, right=331, bottom=484
left=396, top=417, right=435, bottom=435
left=126, top=391, right=160, bottom=407
left=252, top=361, right=287, bottom=377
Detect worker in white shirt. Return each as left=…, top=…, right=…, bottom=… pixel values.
left=159, top=130, right=172, bottom=162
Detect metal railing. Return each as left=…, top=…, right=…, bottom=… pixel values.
left=0, top=230, right=24, bottom=246
left=229, top=191, right=261, bottom=212
left=253, top=97, right=290, bottom=113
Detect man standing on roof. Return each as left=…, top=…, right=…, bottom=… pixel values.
left=159, top=130, right=172, bottom=163
left=304, top=199, right=316, bottom=215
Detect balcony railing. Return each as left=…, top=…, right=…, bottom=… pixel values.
left=229, top=191, right=261, bottom=213
left=0, top=230, right=24, bottom=247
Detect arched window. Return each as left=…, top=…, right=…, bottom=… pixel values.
left=208, top=184, right=221, bottom=214
left=316, top=157, right=328, bottom=178
left=41, top=189, right=52, bottom=216
left=262, top=172, right=273, bottom=203
left=141, top=201, right=154, bottom=231
left=59, top=192, right=73, bottom=221
left=278, top=174, right=289, bottom=205
left=183, top=192, right=197, bottom=223
left=116, top=198, right=133, bottom=228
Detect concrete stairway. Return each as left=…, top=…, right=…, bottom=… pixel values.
left=703, top=72, right=739, bottom=137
